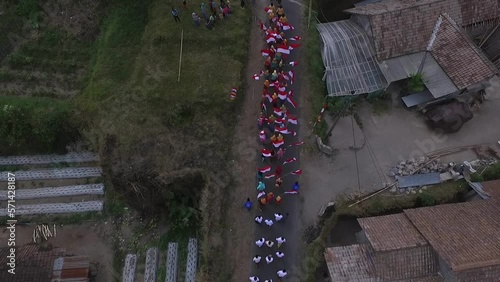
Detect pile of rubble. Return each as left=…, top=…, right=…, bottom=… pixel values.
left=389, top=157, right=449, bottom=177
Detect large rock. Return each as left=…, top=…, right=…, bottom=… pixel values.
left=316, top=136, right=334, bottom=156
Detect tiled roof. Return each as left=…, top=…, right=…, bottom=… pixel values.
left=431, top=14, right=498, bottom=89
left=324, top=245, right=377, bottom=281
left=480, top=179, right=500, bottom=198
left=345, top=0, right=442, bottom=15
left=458, top=0, right=500, bottom=26
left=358, top=213, right=428, bottom=251
left=345, top=0, right=500, bottom=60
left=404, top=200, right=500, bottom=271
left=399, top=276, right=445, bottom=282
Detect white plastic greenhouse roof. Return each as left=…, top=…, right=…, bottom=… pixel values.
left=317, top=20, right=387, bottom=97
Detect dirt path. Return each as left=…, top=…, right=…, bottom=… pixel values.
left=224, top=4, right=266, bottom=281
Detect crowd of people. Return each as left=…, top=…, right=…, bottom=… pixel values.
left=247, top=2, right=301, bottom=281
left=171, top=0, right=246, bottom=29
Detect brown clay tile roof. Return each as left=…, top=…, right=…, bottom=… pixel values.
left=431, top=14, right=498, bottom=89
left=345, top=0, right=500, bottom=60
left=324, top=245, right=377, bottom=281
left=358, top=213, right=428, bottom=251
left=481, top=179, right=500, bottom=198
left=404, top=200, right=500, bottom=271
left=399, top=276, right=445, bottom=282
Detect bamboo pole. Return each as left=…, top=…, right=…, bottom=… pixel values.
left=177, top=30, right=184, bottom=82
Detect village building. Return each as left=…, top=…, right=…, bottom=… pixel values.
left=317, top=0, right=500, bottom=107
left=325, top=195, right=500, bottom=281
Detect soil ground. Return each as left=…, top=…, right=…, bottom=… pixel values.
left=300, top=75, right=500, bottom=226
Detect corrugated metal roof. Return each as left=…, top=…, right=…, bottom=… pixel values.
left=378, top=52, right=459, bottom=98
left=51, top=256, right=90, bottom=281
left=317, top=20, right=387, bottom=97
left=396, top=173, right=441, bottom=188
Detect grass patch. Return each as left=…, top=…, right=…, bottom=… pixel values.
left=304, top=12, right=328, bottom=141
left=470, top=162, right=500, bottom=182
left=303, top=179, right=469, bottom=280
left=0, top=96, right=79, bottom=155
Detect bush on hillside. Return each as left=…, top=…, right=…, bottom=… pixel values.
left=0, top=97, right=78, bottom=154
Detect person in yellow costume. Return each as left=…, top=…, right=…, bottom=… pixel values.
left=277, top=134, right=283, bottom=142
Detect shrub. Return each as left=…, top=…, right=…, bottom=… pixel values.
left=0, top=97, right=79, bottom=154
left=417, top=192, right=436, bottom=206
left=482, top=162, right=500, bottom=181
left=408, top=73, right=425, bottom=93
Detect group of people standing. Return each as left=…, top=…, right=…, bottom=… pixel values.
left=171, top=0, right=241, bottom=29
left=248, top=1, right=302, bottom=281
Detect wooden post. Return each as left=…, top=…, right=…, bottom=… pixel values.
left=178, top=29, right=184, bottom=82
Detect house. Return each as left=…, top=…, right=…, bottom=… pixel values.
left=317, top=0, right=499, bottom=107
left=325, top=199, right=500, bottom=281
left=0, top=245, right=90, bottom=282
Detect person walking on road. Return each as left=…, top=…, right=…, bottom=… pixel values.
left=265, top=240, right=274, bottom=248
left=276, top=236, right=286, bottom=248
left=277, top=269, right=287, bottom=280
left=265, top=219, right=274, bottom=228
left=277, top=147, right=284, bottom=160
left=250, top=276, right=260, bottom=282
left=274, top=212, right=283, bottom=222
left=171, top=7, right=181, bottom=22
left=253, top=255, right=262, bottom=266
left=293, top=181, right=300, bottom=191
left=266, top=255, right=274, bottom=264
left=244, top=198, right=253, bottom=210
left=276, top=251, right=284, bottom=258
left=275, top=195, right=282, bottom=205
left=266, top=192, right=275, bottom=203
left=275, top=177, right=282, bottom=188
left=264, top=280, right=273, bottom=282
left=257, top=181, right=266, bottom=191
left=259, top=197, right=267, bottom=211
left=256, top=238, right=265, bottom=248
left=200, top=3, right=208, bottom=20
left=255, top=216, right=263, bottom=224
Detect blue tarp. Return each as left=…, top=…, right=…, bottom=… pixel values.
left=396, top=173, right=441, bottom=188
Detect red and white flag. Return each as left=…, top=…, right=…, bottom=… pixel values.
left=261, top=49, right=272, bottom=57
left=289, top=36, right=301, bottom=41
left=288, top=116, right=298, bottom=124
left=281, top=73, right=290, bottom=81
left=259, top=22, right=267, bottom=31
left=283, top=130, right=297, bottom=136
left=289, top=141, right=304, bottom=147
left=264, top=93, right=273, bottom=103
left=282, top=23, right=294, bottom=30
left=277, top=44, right=291, bottom=54
left=272, top=139, right=285, bottom=148
left=278, top=92, right=288, bottom=100
left=287, top=96, right=298, bottom=108
left=285, top=190, right=299, bottom=195
left=283, top=157, right=297, bottom=165
left=231, top=87, right=238, bottom=93
left=275, top=118, right=285, bottom=124
left=264, top=173, right=276, bottom=179
left=289, top=61, right=299, bottom=66
left=257, top=191, right=266, bottom=199
left=288, top=70, right=295, bottom=84
left=278, top=85, right=286, bottom=92
left=291, top=169, right=302, bottom=175
left=288, top=90, right=294, bottom=97
left=266, top=35, right=276, bottom=43
left=261, top=149, right=273, bottom=157
left=288, top=43, right=301, bottom=50
left=273, top=107, right=282, bottom=116
left=276, top=126, right=288, bottom=134
left=320, top=104, right=327, bottom=114
left=258, top=165, right=272, bottom=173
left=253, top=74, right=260, bottom=80
left=264, top=7, right=271, bottom=13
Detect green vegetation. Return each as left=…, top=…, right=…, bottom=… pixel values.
left=0, top=96, right=78, bottom=155
left=304, top=8, right=329, bottom=141
left=303, top=180, right=469, bottom=281
left=407, top=73, right=425, bottom=93
left=470, top=162, right=500, bottom=182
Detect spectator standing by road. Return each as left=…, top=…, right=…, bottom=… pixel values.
left=192, top=12, right=201, bottom=26
left=171, top=7, right=181, bottom=22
